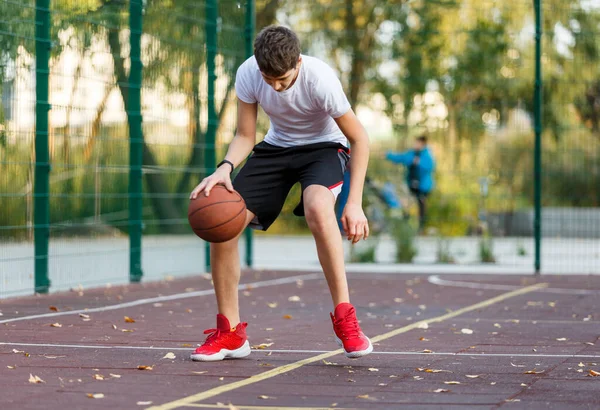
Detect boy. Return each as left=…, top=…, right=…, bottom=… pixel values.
left=189, top=25, right=372, bottom=361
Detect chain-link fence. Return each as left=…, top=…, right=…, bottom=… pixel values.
left=1, top=0, right=599, bottom=297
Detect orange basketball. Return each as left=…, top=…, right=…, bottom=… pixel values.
left=187, top=185, right=247, bottom=243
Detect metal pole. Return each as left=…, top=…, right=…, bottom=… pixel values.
left=129, top=0, right=144, bottom=282
left=204, top=0, right=218, bottom=272
left=244, top=0, right=255, bottom=268
left=34, top=0, right=51, bottom=293
left=533, top=0, right=542, bottom=275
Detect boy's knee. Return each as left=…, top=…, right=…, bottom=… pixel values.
left=304, top=189, right=335, bottom=230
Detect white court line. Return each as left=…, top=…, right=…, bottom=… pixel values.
left=428, top=275, right=600, bottom=295
left=2, top=342, right=599, bottom=359
left=0, top=273, right=321, bottom=325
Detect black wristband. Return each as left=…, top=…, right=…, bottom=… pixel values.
left=217, top=159, right=234, bottom=174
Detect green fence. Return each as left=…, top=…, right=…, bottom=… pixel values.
left=1, top=0, right=599, bottom=297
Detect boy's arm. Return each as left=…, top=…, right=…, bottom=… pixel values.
left=334, top=109, right=370, bottom=244
left=190, top=99, right=257, bottom=198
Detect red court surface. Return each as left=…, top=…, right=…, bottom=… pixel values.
left=1, top=270, right=599, bottom=410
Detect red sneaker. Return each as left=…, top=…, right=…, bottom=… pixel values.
left=190, top=314, right=251, bottom=361
left=331, top=302, right=373, bottom=358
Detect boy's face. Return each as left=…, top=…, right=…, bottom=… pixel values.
left=261, top=58, right=302, bottom=92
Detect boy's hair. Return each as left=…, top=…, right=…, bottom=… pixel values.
left=417, top=135, right=428, bottom=144
left=254, top=25, right=301, bottom=77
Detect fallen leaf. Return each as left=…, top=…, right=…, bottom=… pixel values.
left=589, top=370, right=600, bottom=377
left=50, top=323, right=62, bottom=328
left=394, top=298, right=404, bottom=303
left=121, top=329, right=134, bottom=333
left=186, top=309, right=193, bottom=313
left=43, top=355, right=65, bottom=359
left=322, top=360, right=337, bottom=366
left=7, top=366, right=15, bottom=369
left=86, top=393, right=104, bottom=399
left=585, top=342, right=595, bottom=346
left=556, top=338, right=568, bottom=341
left=422, top=349, right=433, bottom=353
left=506, top=399, right=521, bottom=402
left=418, top=304, right=427, bottom=310
left=219, top=377, right=224, bottom=381
left=466, top=375, right=480, bottom=378
left=577, top=369, right=584, bottom=373
left=192, top=371, right=207, bottom=375
left=49, top=306, right=58, bottom=312
left=265, top=328, right=274, bottom=331
left=357, top=394, right=369, bottom=399
left=136, top=402, right=153, bottom=406
left=79, top=313, right=90, bottom=319
left=257, top=395, right=271, bottom=399
left=12, top=349, right=24, bottom=354
left=282, top=314, right=292, bottom=319
left=29, top=374, right=45, bottom=384
left=413, top=376, right=424, bottom=380
left=378, top=383, right=387, bottom=386
left=510, top=363, right=525, bottom=368
left=109, top=374, right=121, bottom=378
left=288, top=296, right=301, bottom=302
left=389, top=375, right=399, bottom=378
left=461, top=328, right=474, bottom=334
left=162, top=352, right=176, bottom=360
left=579, top=362, right=586, bottom=367
left=490, top=382, right=497, bottom=385
left=137, top=365, right=153, bottom=370
left=267, top=302, right=278, bottom=308
left=417, top=322, right=429, bottom=329
left=417, top=368, right=449, bottom=373
left=494, top=323, right=502, bottom=328
left=419, top=337, right=430, bottom=341
left=347, top=378, right=356, bottom=382
left=524, top=369, right=544, bottom=374
left=93, top=374, right=104, bottom=380
left=444, top=381, right=461, bottom=385
left=521, top=383, right=528, bottom=386
left=433, top=389, right=449, bottom=393
left=368, top=368, right=379, bottom=372
left=153, top=303, right=163, bottom=307
left=251, top=343, right=274, bottom=350
left=112, top=324, right=117, bottom=330
left=124, top=316, right=136, bottom=323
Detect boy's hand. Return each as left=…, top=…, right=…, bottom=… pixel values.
left=190, top=166, right=234, bottom=199
left=341, top=203, right=369, bottom=244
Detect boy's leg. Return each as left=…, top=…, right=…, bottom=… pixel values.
left=210, top=210, right=256, bottom=327
left=303, top=185, right=349, bottom=306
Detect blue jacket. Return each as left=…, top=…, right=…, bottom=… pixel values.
left=386, top=148, right=435, bottom=193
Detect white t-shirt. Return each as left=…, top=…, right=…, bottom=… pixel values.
left=235, top=55, right=351, bottom=147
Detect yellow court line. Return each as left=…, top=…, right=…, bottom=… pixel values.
left=148, top=282, right=548, bottom=410
left=183, top=404, right=352, bottom=410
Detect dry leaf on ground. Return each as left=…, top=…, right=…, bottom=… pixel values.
left=556, top=338, right=568, bottom=341
left=162, top=352, right=176, bottom=360
left=282, top=314, right=292, bottom=319
left=257, top=395, right=272, bottom=399
left=49, top=306, right=58, bottom=312
left=368, top=368, right=379, bottom=372
left=417, top=368, right=449, bottom=373
left=588, top=370, right=600, bottom=377
left=444, top=381, right=461, bottom=385
left=461, top=328, right=474, bottom=334
left=110, top=374, right=121, bottom=378
left=251, top=343, right=274, bottom=350
left=524, top=369, right=544, bottom=374
left=357, top=394, right=369, bottom=399
left=137, top=365, right=153, bottom=370
left=86, top=393, right=104, bottom=399
left=28, top=374, right=44, bottom=384
left=466, top=375, right=480, bottom=378
left=510, top=363, right=525, bottom=368
left=79, top=313, right=90, bottom=319
left=322, top=360, right=337, bottom=365
left=124, top=316, right=136, bottom=323
left=433, top=389, right=449, bottom=393
left=93, top=374, right=104, bottom=380
left=417, top=322, right=429, bottom=329
left=422, top=349, right=433, bottom=353
left=267, top=302, right=278, bottom=308
left=288, top=296, right=301, bottom=302
left=50, top=323, right=62, bottom=328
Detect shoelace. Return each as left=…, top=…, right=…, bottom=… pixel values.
left=334, top=310, right=361, bottom=340
left=203, top=328, right=224, bottom=346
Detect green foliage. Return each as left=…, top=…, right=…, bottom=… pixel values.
left=436, top=237, right=455, bottom=264
left=350, top=242, right=377, bottom=263
left=391, top=217, right=417, bottom=263
left=479, top=235, right=496, bottom=263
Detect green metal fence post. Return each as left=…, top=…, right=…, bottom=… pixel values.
left=129, top=0, right=144, bottom=282
left=533, top=0, right=542, bottom=275
left=244, top=0, right=255, bottom=268
left=204, top=0, right=218, bottom=273
left=34, top=0, right=51, bottom=293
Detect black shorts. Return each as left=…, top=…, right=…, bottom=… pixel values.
left=233, top=141, right=350, bottom=230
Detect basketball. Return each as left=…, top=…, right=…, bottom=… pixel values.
left=188, top=185, right=247, bottom=243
